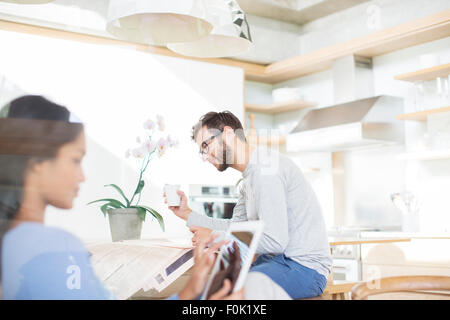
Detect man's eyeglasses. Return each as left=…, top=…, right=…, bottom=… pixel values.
left=199, top=128, right=224, bottom=155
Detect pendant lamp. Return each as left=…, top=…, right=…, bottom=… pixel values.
left=167, top=0, right=252, bottom=58
left=106, top=0, right=214, bottom=46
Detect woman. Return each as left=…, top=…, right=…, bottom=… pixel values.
left=0, top=95, right=242, bottom=300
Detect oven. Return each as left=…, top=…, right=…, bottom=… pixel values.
left=330, top=244, right=362, bottom=282
left=328, top=227, right=379, bottom=282
left=188, top=184, right=239, bottom=219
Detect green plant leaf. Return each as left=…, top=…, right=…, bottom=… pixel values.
left=135, top=180, right=145, bottom=196
left=104, top=184, right=130, bottom=207
left=100, top=203, right=113, bottom=217
left=139, top=205, right=165, bottom=232
left=129, top=178, right=146, bottom=206
left=87, top=198, right=126, bottom=208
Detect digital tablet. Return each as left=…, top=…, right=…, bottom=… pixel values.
left=201, top=220, right=265, bottom=300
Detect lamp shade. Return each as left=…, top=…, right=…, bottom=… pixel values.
left=167, top=0, right=252, bottom=58
left=106, top=0, right=214, bottom=46
left=0, top=0, right=53, bottom=3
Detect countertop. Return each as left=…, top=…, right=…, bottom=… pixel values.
left=328, top=231, right=450, bottom=246
left=359, top=231, right=450, bottom=239
left=328, top=237, right=412, bottom=246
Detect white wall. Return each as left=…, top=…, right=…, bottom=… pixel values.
left=0, top=29, right=244, bottom=240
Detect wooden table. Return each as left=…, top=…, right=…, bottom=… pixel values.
left=89, top=237, right=413, bottom=299
left=132, top=237, right=413, bottom=299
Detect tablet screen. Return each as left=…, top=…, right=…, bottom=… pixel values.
left=201, top=221, right=264, bottom=300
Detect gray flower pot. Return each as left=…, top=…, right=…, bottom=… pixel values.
left=107, top=208, right=143, bottom=242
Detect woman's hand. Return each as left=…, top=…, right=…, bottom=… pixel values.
left=164, top=189, right=192, bottom=221
left=190, top=226, right=213, bottom=246
left=205, top=242, right=242, bottom=299
left=209, top=279, right=245, bottom=300
left=178, top=234, right=228, bottom=300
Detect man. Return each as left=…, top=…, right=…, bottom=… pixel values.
left=167, top=111, right=332, bottom=299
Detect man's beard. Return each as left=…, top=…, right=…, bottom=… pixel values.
left=216, top=141, right=233, bottom=172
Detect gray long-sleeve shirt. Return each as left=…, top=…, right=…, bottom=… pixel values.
left=187, top=147, right=332, bottom=278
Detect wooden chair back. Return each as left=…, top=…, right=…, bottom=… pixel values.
left=351, top=276, right=450, bottom=300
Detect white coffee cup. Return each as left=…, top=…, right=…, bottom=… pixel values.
left=164, top=184, right=181, bottom=206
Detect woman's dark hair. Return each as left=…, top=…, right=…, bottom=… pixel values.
left=0, top=95, right=84, bottom=281
left=191, top=111, right=247, bottom=142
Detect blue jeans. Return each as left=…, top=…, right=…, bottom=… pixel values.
left=250, top=254, right=327, bottom=299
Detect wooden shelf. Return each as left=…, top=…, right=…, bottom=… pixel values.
left=245, top=99, right=315, bottom=114
left=395, top=63, right=450, bottom=82
left=397, top=149, right=450, bottom=161
left=396, top=106, right=450, bottom=121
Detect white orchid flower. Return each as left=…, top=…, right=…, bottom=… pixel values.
left=166, top=134, right=179, bottom=148
left=143, top=139, right=157, bottom=153
left=157, top=137, right=167, bottom=157
left=143, top=119, right=156, bottom=131
left=125, top=149, right=131, bottom=158
left=132, top=146, right=146, bottom=159
left=156, top=114, right=165, bottom=131
left=166, top=134, right=173, bottom=147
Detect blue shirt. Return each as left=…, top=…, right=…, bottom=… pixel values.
left=1, top=222, right=114, bottom=300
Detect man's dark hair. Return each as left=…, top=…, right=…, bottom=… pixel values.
left=191, top=111, right=246, bottom=142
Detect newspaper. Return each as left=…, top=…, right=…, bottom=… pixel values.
left=85, top=238, right=194, bottom=300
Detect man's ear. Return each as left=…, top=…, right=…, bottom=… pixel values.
left=223, top=126, right=235, bottom=143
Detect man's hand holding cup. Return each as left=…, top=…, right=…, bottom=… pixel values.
left=164, top=184, right=192, bottom=221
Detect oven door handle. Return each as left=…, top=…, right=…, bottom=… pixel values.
left=332, top=265, right=350, bottom=272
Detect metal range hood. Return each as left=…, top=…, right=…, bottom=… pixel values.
left=286, top=95, right=405, bottom=152
left=286, top=55, right=405, bottom=152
